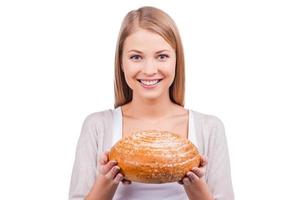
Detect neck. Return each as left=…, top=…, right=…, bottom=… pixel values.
left=123, top=92, right=176, bottom=120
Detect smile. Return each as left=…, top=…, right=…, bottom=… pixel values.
left=137, top=79, right=163, bottom=87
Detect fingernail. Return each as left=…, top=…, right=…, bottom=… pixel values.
left=183, top=178, right=190, bottom=185
left=116, top=174, right=123, bottom=182
left=114, top=166, right=120, bottom=172
left=111, top=160, right=118, bottom=164
left=187, top=172, right=194, bottom=178
left=188, top=173, right=196, bottom=181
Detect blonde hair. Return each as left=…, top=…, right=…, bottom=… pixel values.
left=114, top=6, right=185, bottom=108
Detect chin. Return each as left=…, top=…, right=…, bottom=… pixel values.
left=139, top=92, right=163, bottom=101
left=141, top=95, right=160, bottom=100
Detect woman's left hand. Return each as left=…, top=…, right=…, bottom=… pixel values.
left=178, top=155, right=208, bottom=186
left=178, top=156, right=214, bottom=200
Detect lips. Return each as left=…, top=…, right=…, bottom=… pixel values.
left=137, top=79, right=163, bottom=87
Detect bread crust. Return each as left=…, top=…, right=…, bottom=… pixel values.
left=109, top=130, right=201, bottom=184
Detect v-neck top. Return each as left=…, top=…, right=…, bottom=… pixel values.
left=112, top=106, right=197, bottom=148
left=69, top=108, right=235, bottom=200
left=111, top=107, right=197, bottom=200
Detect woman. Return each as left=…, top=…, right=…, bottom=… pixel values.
left=69, top=6, right=234, bottom=200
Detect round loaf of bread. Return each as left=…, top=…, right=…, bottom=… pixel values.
left=109, top=130, right=201, bottom=184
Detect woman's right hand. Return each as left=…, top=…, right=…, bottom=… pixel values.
left=99, top=150, right=123, bottom=184
left=85, top=151, right=129, bottom=200
left=99, top=151, right=132, bottom=185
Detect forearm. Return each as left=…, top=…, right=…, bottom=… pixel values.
left=184, top=178, right=214, bottom=200
left=85, top=177, right=118, bottom=200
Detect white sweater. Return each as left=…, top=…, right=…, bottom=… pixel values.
left=69, top=107, right=234, bottom=200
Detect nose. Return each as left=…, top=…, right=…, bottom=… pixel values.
left=142, top=59, right=158, bottom=75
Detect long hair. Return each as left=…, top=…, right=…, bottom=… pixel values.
left=114, top=6, right=185, bottom=108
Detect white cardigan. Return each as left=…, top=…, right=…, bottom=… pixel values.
left=69, top=107, right=234, bottom=200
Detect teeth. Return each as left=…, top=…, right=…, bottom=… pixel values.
left=140, top=79, right=160, bottom=86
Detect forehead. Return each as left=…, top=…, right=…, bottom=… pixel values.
left=123, top=29, right=174, bottom=53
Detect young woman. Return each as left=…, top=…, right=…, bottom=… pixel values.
left=69, top=6, right=234, bottom=200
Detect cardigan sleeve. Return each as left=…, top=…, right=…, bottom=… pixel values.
left=205, top=116, right=234, bottom=200
left=69, top=112, right=104, bottom=200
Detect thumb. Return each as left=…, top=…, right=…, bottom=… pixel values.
left=200, top=155, right=208, bottom=167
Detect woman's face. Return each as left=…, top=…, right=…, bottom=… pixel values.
left=121, top=29, right=176, bottom=101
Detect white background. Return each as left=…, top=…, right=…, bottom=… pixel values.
left=0, top=0, right=299, bottom=199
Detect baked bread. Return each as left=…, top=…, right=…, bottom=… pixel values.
left=109, top=130, right=201, bottom=184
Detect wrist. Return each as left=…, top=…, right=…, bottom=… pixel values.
left=184, top=178, right=213, bottom=200
left=85, top=176, right=117, bottom=200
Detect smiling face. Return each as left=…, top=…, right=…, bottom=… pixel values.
left=121, top=29, right=176, bottom=101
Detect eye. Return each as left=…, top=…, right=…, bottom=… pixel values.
left=158, top=54, right=169, bottom=61
left=130, top=55, right=142, bottom=61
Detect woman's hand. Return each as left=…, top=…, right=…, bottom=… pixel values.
left=178, top=155, right=208, bottom=185
left=85, top=151, right=130, bottom=200
left=99, top=151, right=131, bottom=185
left=98, top=151, right=123, bottom=184
left=178, top=156, right=214, bottom=200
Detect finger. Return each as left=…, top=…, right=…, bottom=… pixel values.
left=200, top=155, right=208, bottom=167
left=106, top=165, right=120, bottom=179
left=177, top=180, right=184, bottom=185
left=99, top=151, right=110, bottom=165
left=122, top=179, right=132, bottom=185
left=113, top=173, right=124, bottom=185
left=187, top=172, right=199, bottom=183
left=101, top=160, right=118, bottom=175
left=192, top=167, right=205, bottom=178
left=183, top=177, right=191, bottom=186
left=122, top=178, right=131, bottom=183
left=104, top=150, right=110, bottom=160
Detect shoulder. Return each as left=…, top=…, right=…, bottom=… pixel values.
left=82, top=108, right=115, bottom=128
left=77, top=109, right=115, bottom=143
left=84, top=109, right=114, bottom=121
left=190, top=109, right=227, bottom=150
left=190, top=109, right=225, bottom=133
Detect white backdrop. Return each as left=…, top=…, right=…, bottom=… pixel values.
left=0, top=0, right=299, bottom=199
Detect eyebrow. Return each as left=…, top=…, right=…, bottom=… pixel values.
left=127, top=49, right=170, bottom=54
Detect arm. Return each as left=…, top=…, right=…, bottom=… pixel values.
left=205, top=117, right=234, bottom=200
left=85, top=151, right=124, bottom=200
left=69, top=114, right=99, bottom=200
left=179, top=156, right=214, bottom=200
left=180, top=116, right=234, bottom=200
left=69, top=113, right=125, bottom=200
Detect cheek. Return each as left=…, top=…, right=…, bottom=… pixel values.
left=163, top=61, right=176, bottom=80
left=122, top=63, right=139, bottom=87
left=123, top=64, right=139, bottom=78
